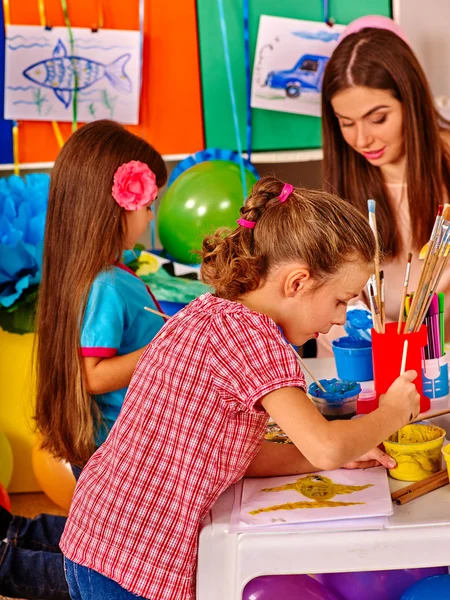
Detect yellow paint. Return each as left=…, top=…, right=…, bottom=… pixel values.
left=442, top=444, right=450, bottom=482
left=249, top=474, right=372, bottom=514
left=384, top=424, right=446, bottom=482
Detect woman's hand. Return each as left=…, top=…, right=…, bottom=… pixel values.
left=343, top=447, right=396, bottom=470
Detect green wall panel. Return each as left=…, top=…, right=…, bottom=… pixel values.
left=197, top=0, right=391, bottom=152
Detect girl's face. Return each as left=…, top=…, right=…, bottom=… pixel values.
left=331, top=86, right=404, bottom=169
left=123, top=201, right=156, bottom=250
left=280, top=261, right=371, bottom=347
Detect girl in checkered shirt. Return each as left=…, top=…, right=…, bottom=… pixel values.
left=0, top=121, right=168, bottom=600
left=61, top=176, right=420, bottom=600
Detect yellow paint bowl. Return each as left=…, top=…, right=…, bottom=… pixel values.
left=442, top=444, right=450, bottom=481
left=383, top=423, right=446, bottom=482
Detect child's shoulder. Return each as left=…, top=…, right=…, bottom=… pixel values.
left=187, top=293, right=279, bottom=338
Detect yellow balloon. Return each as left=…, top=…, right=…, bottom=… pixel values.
left=31, top=444, right=76, bottom=512
left=0, top=432, right=13, bottom=489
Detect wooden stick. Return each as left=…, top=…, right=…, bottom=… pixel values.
left=411, top=408, right=450, bottom=424
left=400, top=339, right=408, bottom=375
left=144, top=306, right=171, bottom=319
left=397, top=253, right=412, bottom=334
left=289, top=345, right=326, bottom=393
left=391, top=469, right=449, bottom=506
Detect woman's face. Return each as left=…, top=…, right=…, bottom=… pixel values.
left=331, top=86, right=404, bottom=168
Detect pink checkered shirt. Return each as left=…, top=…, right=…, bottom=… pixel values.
left=60, top=293, right=306, bottom=599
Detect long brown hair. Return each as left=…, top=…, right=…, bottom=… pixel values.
left=35, top=120, right=167, bottom=465
left=322, top=27, right=450, bottom=257
left=201, top=175, right=375, bottom=299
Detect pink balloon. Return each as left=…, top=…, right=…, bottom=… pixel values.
left=338, top=15, right=409, bottom=47
left=243, top=575, right=342, bottom=600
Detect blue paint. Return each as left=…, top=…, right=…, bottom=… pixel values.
left=332, top=336, right=374, bottom=382
left=21, top=39, right=132, bottom=109
left=0, top=0, right=13, bottom=164
left=308, top=378, right=361, bottom=403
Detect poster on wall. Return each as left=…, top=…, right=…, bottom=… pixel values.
left=4, top=25, right=141, bottom=124
left=251, top=16, right=345, bottom=117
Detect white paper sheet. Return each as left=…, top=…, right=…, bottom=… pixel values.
left=5, top=25, right=140, bottom=124
left=251, top=16, right=344, bottom=117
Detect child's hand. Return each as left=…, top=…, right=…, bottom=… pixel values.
left=343, top=447, right=396, bottom=470
left=379, top=370, right=421, bottom=426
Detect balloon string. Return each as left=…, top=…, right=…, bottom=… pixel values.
left=217, top=0, right=247, bottom=200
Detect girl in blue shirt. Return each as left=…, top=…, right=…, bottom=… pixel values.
left=0, top=120, right=167, bottom=599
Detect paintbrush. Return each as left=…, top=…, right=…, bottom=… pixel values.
left=397, top=252, right=412, bottom=334
left=400, top=339, right=408, bottom=375
left=404, top=205, right=444, bottom=332
left=413, top=223, right=450, bottom=331
left=289, top=345, right=326, bottom=393
left=380, top=270, right=385, bottom=333
left=367, top=199, right=381, bottom=316
left=411, top=408, right=450, bottom=424
left=144, top=305, right=326, bottom=392
left=144, top=306, right=171, bottom=319
left=368, top=281, right=381, bottom=333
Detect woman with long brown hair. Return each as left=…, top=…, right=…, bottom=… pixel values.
left=0, top=120, right=167, bottom=599
left=318, top=21, right=450, bottom=356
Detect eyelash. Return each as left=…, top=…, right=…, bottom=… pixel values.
left=336, top=300, right=348, bottom=307
left=340, top=115, right=387, bottom=128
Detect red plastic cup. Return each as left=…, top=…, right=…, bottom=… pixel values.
left=371, top=322, right=430, bottom=414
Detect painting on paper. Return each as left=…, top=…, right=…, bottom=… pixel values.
left=4, top=25, right=140, bottom=124
left=235, top=467, right=393, bottom=529
left=251, top=16, right=345, bottom=117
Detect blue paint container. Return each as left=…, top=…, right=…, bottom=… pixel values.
left=332, top=336, right=373, bottom=382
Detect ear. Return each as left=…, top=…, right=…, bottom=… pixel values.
left=284, top=267, right=311, bottom=298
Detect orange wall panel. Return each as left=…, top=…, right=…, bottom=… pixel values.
left=8, top=0, right=204, bottom=162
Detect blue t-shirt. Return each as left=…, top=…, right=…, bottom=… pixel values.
left=80, top=264, right=165, bottom=443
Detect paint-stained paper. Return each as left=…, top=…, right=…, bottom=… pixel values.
left=234, top=467, right=393, bottom=530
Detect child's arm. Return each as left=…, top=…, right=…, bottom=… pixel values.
left=82, top=348, right=147, bottom=394
left=246, top=441, right=396, bottom=477
left=260, top=371, right=420, bottom=472
left=245, top=442, right=319, bottom=477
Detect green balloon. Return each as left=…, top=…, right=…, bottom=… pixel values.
left=158, top=160, right=257, bottom=264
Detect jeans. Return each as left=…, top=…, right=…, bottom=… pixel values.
left=64, top=559, right=144, bottom=599
left=0, top=465, right=82, bottom=599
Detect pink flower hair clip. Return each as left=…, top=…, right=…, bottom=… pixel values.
left=112, top=160, right=158, bottom=211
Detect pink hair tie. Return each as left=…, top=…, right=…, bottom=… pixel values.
left=237, top=218, right=256, bottom=229
left=278, top=183, right=294, bottom=203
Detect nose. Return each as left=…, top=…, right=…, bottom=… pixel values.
left=354, top=123, right=373, bottom=150
left=332, top=307, right=347, bottom=327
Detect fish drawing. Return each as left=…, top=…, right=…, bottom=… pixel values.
left=22, top=39, right=131, bottom=109
left=249, top=474, right=373, bottom=514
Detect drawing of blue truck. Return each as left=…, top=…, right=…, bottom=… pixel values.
left=265, top=54, right=329, bottom=98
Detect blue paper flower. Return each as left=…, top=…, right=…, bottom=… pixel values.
left=0, top=173, right=49, bottom=309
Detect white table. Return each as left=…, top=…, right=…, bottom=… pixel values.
left=197, top=358, right=450, bottom=600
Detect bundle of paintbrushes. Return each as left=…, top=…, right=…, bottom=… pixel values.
left=367, top=200, right=385, bottom=333
left=367, top=201, right=449, bottom=338
left=402, top=204, right=450, bottom=334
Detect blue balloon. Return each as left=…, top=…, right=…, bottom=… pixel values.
left=401, top=574, right=450, bottom=599
left=243, top=575, right=341, bottom=599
